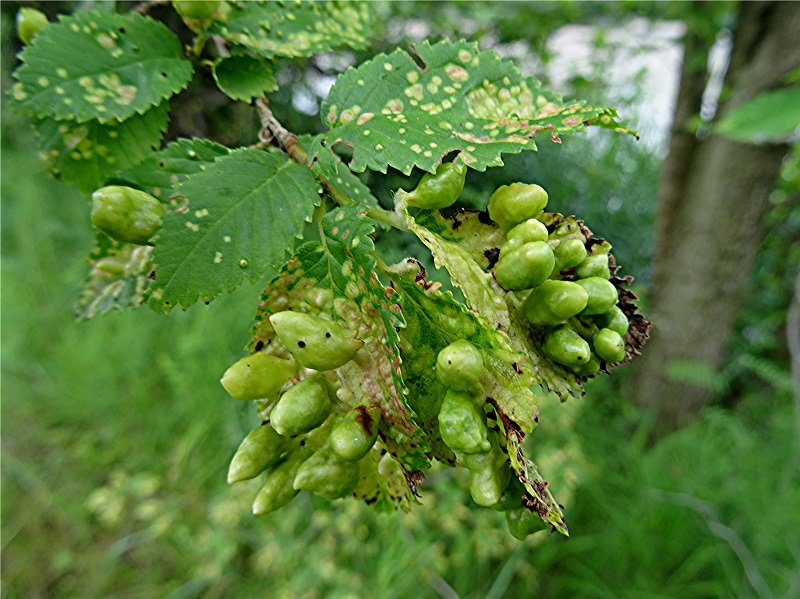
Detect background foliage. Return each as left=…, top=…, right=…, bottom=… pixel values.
left=2, top=2, right=798, bottom=598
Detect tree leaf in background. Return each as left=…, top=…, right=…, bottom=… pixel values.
left=716, top=85, right=800, bottom=143
left=34, top=103, right=169, bottom=193
left=212, top=54, right=277, bottom=102
left=12, top=10, right=193, bottom=123
left=148, top=149, right=320, bottom=311
left=313, top=39, right=635, bottom=174
left=210, top=0, right=373, bottom=58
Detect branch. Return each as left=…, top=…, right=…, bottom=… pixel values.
left=253, top=98, right=407, bottom=230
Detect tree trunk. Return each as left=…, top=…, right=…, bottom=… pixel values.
left=626, top=1, right=800, bottom=437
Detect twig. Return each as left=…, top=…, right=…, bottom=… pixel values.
left=132, top=0, right=168, bottom=15
left=253, top=98, right=407, bottom=230
left=255, top=98, right=307, bottom=163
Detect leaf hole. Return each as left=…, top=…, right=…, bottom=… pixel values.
left=325, top=332, right=331, bottom=338
left=297, top=340, right=306, bottom=348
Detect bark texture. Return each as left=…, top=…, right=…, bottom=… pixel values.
left=627, top=1, right=800, bottom=436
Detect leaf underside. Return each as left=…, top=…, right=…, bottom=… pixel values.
left=75, top=236, right=153, bottom=320
left=212, top=54, right=277, bottom=102
left=148, top=148, right=320, bottom=311
left=313, top=39, right=635, bottom=175
left=13, top=10, right=193, bottom=123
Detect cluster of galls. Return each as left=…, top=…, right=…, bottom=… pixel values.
left=435, top=340, right=545, bottom=539
left=221, top=311, right=386, bottom=514
left=488, top=183, right=629, bottom=375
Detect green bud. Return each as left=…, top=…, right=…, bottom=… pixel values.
left=436, top=340, right=484, bottom=390
left=228, top=424, right=286, bottom=484
left=576, top=253, right=611, bottom=279
left=270, top=374, right=331, bottom=437
left=593, top=328, right=626, bottom=363
left=269, top=311, right=364, bottom=371
left=552, top=238, right=587, bottom=273
left=16, top=8, right=48, bottom=44
left=576, top=277, right=618, bottom=315
left=543, top=325, right=592, bottom=367
left=522, top=280, right=589, bottom=326
left=173, top=0, right=221, bottom=19
left=464, top=449, right=510, bottom=507
left=438, top=390, right=490, bottom=454
left=329, top=407, right=380, bottom=462
left=403, top=162, right=467, bottom=209
left=252, top=454, right=304, bottom=515
left=506, top=507, right=547, bottom=540
left=488, top=183, right=548, bottom=229
left=293, top=448, right=360, bottom=500
left=493, top=241, right=555, bottom=291
left=220, top=353, right=296, bottom=401
left=593, top=305, right=629, bottom=337
left=91, top=186, right=164, bottom=245
left=500, top=218, right=549, bottom=256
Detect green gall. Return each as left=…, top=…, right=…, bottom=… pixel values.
left=543, top=325, right=592, bottom=367
left=403, top=162, right=467, bottom=209
left=252, top=455, right=304, bottom=515
left=463, top=448, right=510, bottom=507
left=91, top=186, right=164, bottom=245
left=593, top=328, right=626, bottom=363
left=576, top=277, right=619, bottom=315
left=293, top=448, right=360, bottom=500
left=493, top=241, right=555, bottom=291
left=220, top=353, right=296, bottom=401
left=173, top=0, right=221, bottom=20
left=594, top=305, right=629, bottom=337
left=576, top=253, right=611, bottom=279
left=270, top=374, right=331, bottom=437
left=506, top=507, right=547, bottom=540
left=571, top=353, right=601, bottom=377
left=500, top=218, right=549, bottom=256
left=269, top=311, right=364, bottom=371
left=17, top=8, right=48, bottom=44
left=228, top=424, right=286, bottom=484
left=488, top=183, right=549, bottom=229
left=438, top=390, right=490, bottom=454
left=523, top=280, right=589, bottom=326
left=552, top=238, right=587, bottom=273
left=436, top=340, right=484, bottom=390
left=329, top=407, right=380, bottom=462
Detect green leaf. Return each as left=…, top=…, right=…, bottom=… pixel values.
left=148, top=149, right=319, bottom=311
left=397, top=203, right=584, bottom=404
left=75, top=236, right=153, bottom=320
left=115, top=137, right=230, bottom=199
left=210, top=0, right=373, bottom=58
left=12, top=10, right=193, bottom=123
left=251, top=206, right=430, bottom=475
left=312, top=39, right=635, bottom=174
left=299, top=134, right=380, bottom=211
left=212, top=54, right=277, bottom=102
left=34, top=103, right=169, bottom=193
left=716, top=85, right=800, bottom=143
